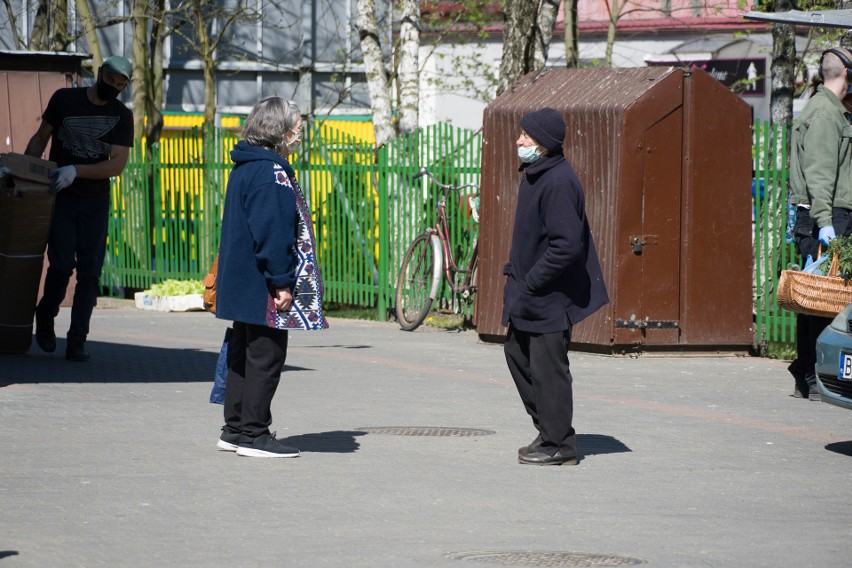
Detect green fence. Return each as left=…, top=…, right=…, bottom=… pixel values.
left=753, top=119, right=797, bottom=349
left=102, top=122, right=482, bottom=320
left=104, top=119, right=797, bottom=344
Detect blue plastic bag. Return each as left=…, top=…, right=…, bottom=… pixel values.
left=803, top=254, right=830, bottom=274
left=210, top=327, right=232, bottom=405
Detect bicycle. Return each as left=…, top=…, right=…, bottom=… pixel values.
left=395, top=167, right=480, bottom=331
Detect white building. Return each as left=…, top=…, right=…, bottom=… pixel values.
left=0, top=1, right=817, bottom=130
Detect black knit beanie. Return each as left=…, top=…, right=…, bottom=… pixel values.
left=519, top=107, right=565, bottom=152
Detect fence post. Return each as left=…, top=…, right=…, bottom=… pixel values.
left=377, top=144, right=389, bottom=320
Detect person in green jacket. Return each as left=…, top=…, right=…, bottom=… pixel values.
left=788, top=47, right=852, bottom=399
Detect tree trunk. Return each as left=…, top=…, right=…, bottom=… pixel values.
left=769, top=16, right=795, bottom=126
left=146, top=0, right=166, bottom=149
left=131, top=0, right=148, bottom=141
left=203, top=61, right=216, bottom=127
left=756, top=0, right=796, bottom=336
left=190, top=0, right=215, bottom=128
left=356, top=0, right=394, bottom=148
left=30, top=0, right=50, bottom=50
left=563, top=0, right=579, bottom=69
left=396, top=0, right=420, bottom=135
left=532, top=0, right=559, bottom=71
left=497, top=0, right=539, bottom=95
left=77, top=0, right=102, bottom=70
left=604, top=0, right=623, bottom=68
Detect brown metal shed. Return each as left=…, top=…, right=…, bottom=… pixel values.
left=477, top=67, right=753, bottom=352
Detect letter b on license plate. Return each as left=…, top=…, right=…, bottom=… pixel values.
left=840, top=352, right=852, bottom=380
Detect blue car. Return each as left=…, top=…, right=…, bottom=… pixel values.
left=815, top=304, right=852, bottom=410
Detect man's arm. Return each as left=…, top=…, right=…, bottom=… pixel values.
left=74, top=145, right=131, bottom=180
left=803, top=117, right=844, bottom=228
left=24, top=120, right=53, bottom=158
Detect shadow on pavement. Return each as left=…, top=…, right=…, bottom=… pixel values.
left=0, top=340, right=312, bottom=385
left=0, top=551, right=20, bottom=560
left=825, top=440, right=852, bottom=457
left=277, top=430, right=367, bottom=453
left=578, top=434, right=632, bottom=456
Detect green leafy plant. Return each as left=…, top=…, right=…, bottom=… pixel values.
left=828, top=235, right=852, bottom=280
left=143, top=279, right=205, bottom=296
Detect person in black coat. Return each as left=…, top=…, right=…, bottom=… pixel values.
left=502, top=107, right=609, bottom=466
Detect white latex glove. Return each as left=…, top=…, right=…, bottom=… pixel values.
left=48, top=165, right=77, bottom=194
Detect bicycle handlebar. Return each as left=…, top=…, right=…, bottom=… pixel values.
left=413, top=167, right=479, bottom=192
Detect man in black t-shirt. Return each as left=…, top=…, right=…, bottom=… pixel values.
left=25, top=56, right=134, bottom=362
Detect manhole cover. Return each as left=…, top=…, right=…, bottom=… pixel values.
left=356, top=426, right=495, bottom=437
left=446, top=551, right=646, bottom=567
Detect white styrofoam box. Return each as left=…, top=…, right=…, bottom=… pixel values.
left=134, top=292, right=204, bottom=312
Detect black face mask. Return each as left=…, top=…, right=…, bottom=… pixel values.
left=96, top=79, right=121, bottom=102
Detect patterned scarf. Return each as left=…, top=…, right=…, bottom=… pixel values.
left=265, top=163, right=329, bottom=331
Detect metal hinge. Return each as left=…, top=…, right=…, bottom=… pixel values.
left=616, top=315, right=679, bottom=330
left=629, top=235, right=658, bottom=254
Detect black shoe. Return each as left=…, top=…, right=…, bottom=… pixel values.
left=808, top=382, right=822, bottom=401
left=217, top=430, right=240, bottom=452
left=518, top=448, right=578, bottom=466
left=34, top=314, right=56, bottom=353
left=65, top=341, right=90, bottom=362
left=518, top=434, right=543, bottom=457
left=236, top=433, right=299, bottom=458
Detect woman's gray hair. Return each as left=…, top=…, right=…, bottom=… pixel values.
left=241, top=96, right=301, bottom=153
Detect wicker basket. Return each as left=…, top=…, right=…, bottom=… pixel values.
left=777, top=254, right=852, bottom=317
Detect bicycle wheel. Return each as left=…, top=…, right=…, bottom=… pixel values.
left=395, top=232, right=442, bottom=331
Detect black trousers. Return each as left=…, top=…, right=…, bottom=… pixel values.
left=504, top=324, right=577, bottom=457
left=36, top=198, right=110, bottom=342
left=790, top=207, right=837, bottom=388
left=223, top=321, right=288, bottom=442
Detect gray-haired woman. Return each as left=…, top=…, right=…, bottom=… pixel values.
left=214, top=96, right=328, bottom=458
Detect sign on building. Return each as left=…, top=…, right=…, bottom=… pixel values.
left=649, top=58, right=766, bottom=97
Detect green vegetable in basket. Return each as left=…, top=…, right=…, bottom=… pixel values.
left=828, top=235, right=852, bottom=280
left=143, top=279, right=205, bottom=296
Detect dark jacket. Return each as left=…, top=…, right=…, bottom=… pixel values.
left=216, top=141, right=298, bottom=327
left=501, top=151, right=609, bottom=333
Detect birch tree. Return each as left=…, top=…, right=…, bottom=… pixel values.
left=532, top=0, right=560, bottom=71
left=356, top=0, right=395, bottom=147
left=396, top=0, right=420, bottom=135
left=356, top=0, right=421, bottom=148
left=497, top=1, right=560, bottom=95
left=769, top=0, right=796, bottom=128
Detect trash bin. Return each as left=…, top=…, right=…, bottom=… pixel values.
left=0, top=154, right=56, bottom=353
left=476, top=67, right=753, bottom=352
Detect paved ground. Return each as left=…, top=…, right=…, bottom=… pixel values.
left=1, top=302, right=851, bottom=568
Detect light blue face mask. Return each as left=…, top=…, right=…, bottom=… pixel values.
left=517, top=145, right=541, bottom=164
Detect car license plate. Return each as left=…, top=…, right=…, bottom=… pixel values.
left=840, top=352, right=852, bottom=380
